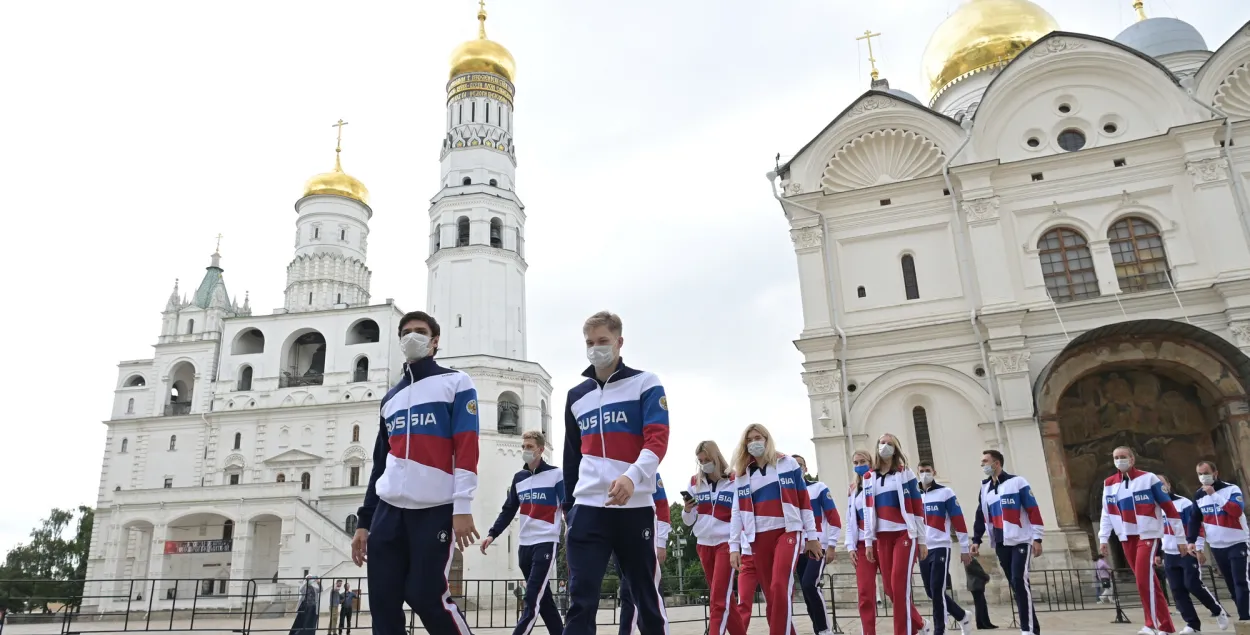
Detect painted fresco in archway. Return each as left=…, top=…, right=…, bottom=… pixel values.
left=1056, top=368, right=1221, bottom=541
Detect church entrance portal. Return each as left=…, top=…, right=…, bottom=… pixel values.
left=1035, top=320, right=1250, bottom=566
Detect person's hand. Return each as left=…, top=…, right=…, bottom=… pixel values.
left=849, top=549, right=859, bottom=567
left=730, top=552, right=742, bottom=571
left=824, top=547, right=836, bottom=564
left=866, top=545, right=876, bottom=563
left=970, top=544, right=980, bottom=557
left=805, top=540, right=822, bottom=560
left=1196, top=548, right=1208, bottom=566
left=918, top=544, right=928, bottom=561
left=453, top=514, right=479, bottom=551
left=479, top=535, right=494, bottom=555
left=656, top=547, right=667, bottom=565
left=1203, top=485, right=1217, bottom=497
left=607, top=476, right=635, bottom=506
left=961, top=552, right=972, bottom=565
left=1032, top=541, right=1043, bottom=557
left=351, top=529, right=368, bottom=566
left=1179, top=543, right=1191, bottom=557
left=683, top=498, right=696, bottom=513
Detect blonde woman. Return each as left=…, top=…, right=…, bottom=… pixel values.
left=728, top=424, right=821, bottom=635
left=680, top=441, right=745, bottom=635
left=862, top=433, right=929, bottom=635
left=844, top=450, right=879, bottom=635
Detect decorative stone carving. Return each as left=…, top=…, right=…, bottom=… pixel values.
left=785, top=181, right=802, bottom=196
left=846, top=96, right=895, bottom=118
left=822, top=129, right=945, bottom=193
left=802, top=370, right=840, bottom=395
left=1030, top=38, right=1085, bottom=58
left=1187, top=158, right=1230, bottom=185
left=1050, top=201, right=1064, bottom=216
left=1215, top=64, right=1250, bottom=118
left=1231, top=322, right=1250, bottom=347
left=790, top=226, right=822, bottom=251
left=963, top=196, right=1000, bottom=223
left=989, top=351, right=1032, bottom=375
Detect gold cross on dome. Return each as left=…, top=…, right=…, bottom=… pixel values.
left=856, top=30, right=882, bottom=81
left=332, top=119, right=349, bottom=153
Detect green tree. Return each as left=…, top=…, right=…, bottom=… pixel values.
left=0, top=506, right=94, bottom=613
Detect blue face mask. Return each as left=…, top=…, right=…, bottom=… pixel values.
left=853, top=464, right=870, bottom=477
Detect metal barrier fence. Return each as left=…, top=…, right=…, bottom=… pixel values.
left=0, top=565, right=1240, bottom=635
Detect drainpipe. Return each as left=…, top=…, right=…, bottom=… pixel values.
left=766, top=175, right=856, bottom=470
left=941, top=120, right=1008, bottom=455
left=1184, top=90, right=1250, bottom=250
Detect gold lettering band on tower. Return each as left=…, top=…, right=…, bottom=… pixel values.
left=447, top=72, right=515, bottom=106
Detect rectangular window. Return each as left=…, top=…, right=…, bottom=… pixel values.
left=340, top=229, right=346, bottom=240
left=350, top=466, right=361, bottom=487
left=164, top=478, right=173, bottom=489
left=229, top=474, right=240, bottom=485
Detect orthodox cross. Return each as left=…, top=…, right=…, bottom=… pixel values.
left=857, top=30, right=882, bottom=81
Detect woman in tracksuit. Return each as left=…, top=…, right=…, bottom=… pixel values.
left=794, top=454, right=841, bottom=635
left=845, top=449, right=879, bottom=635
left=728, top=423, right=822, bottom=635
left=681, top=441, right=746, bottom=635
left=1098, top=446, right=1184, bottom=634
left=1155, top=474, right=1229, bottom=633
left=862, top=433, right=930, bottom=635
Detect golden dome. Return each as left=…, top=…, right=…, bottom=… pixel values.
left=921, top=0, right=1059, bottom=101
left=449, top=2, right=515, bottom=82
left=303, top=154, right=369, bottom=205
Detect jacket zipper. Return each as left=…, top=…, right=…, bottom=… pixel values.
left=597, top=369, right=618, bottom=504
left=403, top=365, right=414, bottom=465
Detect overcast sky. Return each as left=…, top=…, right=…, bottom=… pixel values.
left=0, top=0, right=1244, bottom=554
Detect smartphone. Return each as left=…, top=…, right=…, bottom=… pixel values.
left=679, top=491, right=693, bottom=502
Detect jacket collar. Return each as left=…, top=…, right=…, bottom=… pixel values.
left=402, top=356, right=445, bottom=382
left=581, top=358, right=641, bottom=385
left=985, top=470, right=1016, bottom=491
left=522, top=459, right=553, bottom=474
left=1117, top=467, right=1148, bottom=482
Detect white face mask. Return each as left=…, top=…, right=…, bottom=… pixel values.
left=701, top=462, right=716, bottom=475
left=981, top=464, right=994, bottom=477
left=877, top=443, right=895, bottom=459
left=586, top=345, right=615, bottom=369
left=918, top=472, right=934, bottom=485
left=1114, top=458, right=1132, bottom=472
left=399, top=332, right=431, bottom=360
left=747, top=441, right=765, bottom=458
left=522, top=450, right=537, bottom=464
left=1199, top=474, right=1215, bottom=486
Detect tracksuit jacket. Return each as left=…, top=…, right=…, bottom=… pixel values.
left=357, top=357, right=479, bottom=529
left=729, top=454, right=816, bottom=555
left=1187, top=480, right=1250, bottom=549
left=1098, top=468, right=1183, bottom=543
left=563, top=360, right=669, bottom=511
left=921, top=483, right=970, bottom=552
left=972, top=471, right=1044, bottom=548
left=1163, top=495, right=1205, bottom=555
left=681, top=473, right=736, bottom=547
left=487, top=460, right=565, bottom=546
left=862, top=467, right=927, bottom=545
left=806, top=480, right=843, bottom=548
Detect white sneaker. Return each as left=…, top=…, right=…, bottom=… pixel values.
left=1178, top=627, right=1197, bottom=634
left=1137, top=628, right=1157, bottom=635
left=959, top=613, right=972, bottom=635
left=1218, top=612, right=1231, bottom=630
left=918, top=620, right=932, bottom=635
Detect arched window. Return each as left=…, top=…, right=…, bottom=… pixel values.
left=233, top=432, right=241, bottom=450
left=457, top=216, right=470, bottom=247
left=1038, top=228, right=1100, bottom=303
left=120, top=438, right=128, bottom=453
left=1108, top=217, right=1170, bottom=293
left=489, top=178, right=498, bottom=187
left=490, top=218, right=503, bottom=249
left=223, top=520, right=234, bottom=541
left=345, top=514, right=358, bottom=534
left=462, top=176, right=471, bottom=186
left=231, top=329, right=265, bottom=355
left=901, top=254, right=920, bottom=300
left=300, top=472, right=311, bottom=491
left=238, top=366, right=253, bottom=391
left=498, top=392, right=521, bottom=436
left=353, top=357, right=369, bottom=383
left=125, top=375, right=146, bottom=387
left=912, top=406, right=934, bottom=467
left=277, top=473, right=286, bottom=483
left=126, top=398, right=134, bottom=414
left=351, top=425, right=360, bottom=443
left=347, top=319, right=380, bottom=344
left=169, top=435, right=177, bottom=451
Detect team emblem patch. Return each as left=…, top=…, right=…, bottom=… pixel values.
left=466, top=399, right=477, bottom=415
left=438, top=530, right=450, bottom=543
left=787, top=536, right=795, bottom=545
left=658, top=396, right=668, bottom=411
left=643, top=528, right=652, bottom=541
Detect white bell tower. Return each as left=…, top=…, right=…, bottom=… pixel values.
left=425, top=2, right=553, bottom=584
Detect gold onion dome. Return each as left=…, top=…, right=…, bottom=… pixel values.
left=449, top=2, right=515, bottom=82
left=922, top=0, right=1059, bottom=101
left=303, top=155, right=369, bottom=206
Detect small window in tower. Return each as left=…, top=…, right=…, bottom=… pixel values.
left=471, top=101, right=475, bottom=121
left=458, top=103, right=463, bottom=124
left=340, top=229, right=346, bottom=240
left=233, top=432, right=241, bottom=450
left=121, top=438, right=128, bottom=453
left=337, top=293, right=342, bottom=304
left=485, top=104, right=489, bottom=123
left=169, top=435, right=177, bottom=451
left=164, top=478, right=173, bottom=489
left=457, top=315, right=463, bottom=328
left=229, top=474, right=240, bottom=485
left=462, top=177, right=471, bottom=186
left=457, top=216, right=470, bottom=246
left=490, top=218, right=503, bottom=248
left=352, top=424, right=360, bottom=443
left=126, top=398, right=134, bottom=414
left=489, top=178, right=498, bottom=187
left=313, top=227, right=320, bottom=239
left=186, top=319, right=195, bottom=334
left=857, top=286, right=866, bottom=298
left=308, top=292, right=313, bottom=305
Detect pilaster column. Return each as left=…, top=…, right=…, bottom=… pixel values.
left=1087, top=239, right=1123, bottom=297
left=963, top=196, right=1016, bottom=308
left=803, top=369, right=849, bottom=506
left=790, top=221, right=834, bottom=336
left=1221, top=398, right=1250, bottom=486
left=1038, top=417, right=1080, bottom=528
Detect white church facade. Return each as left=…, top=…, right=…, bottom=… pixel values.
left=82, top=5, right=547, bottom=612
left=780, top=1, right=1250, bottom=570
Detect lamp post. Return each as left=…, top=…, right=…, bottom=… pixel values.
left=672, top=528, right=685, bottom=593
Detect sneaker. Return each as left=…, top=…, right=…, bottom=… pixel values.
left=918, top=621, right=932, bottom=635
left=1178, top=628, right=1197, bottom=634
left=960, top=613, right=972, bottom=635
left=1136, top=628, right=1156, bottom=635
left=1218, top=613, right=1231, bottom=630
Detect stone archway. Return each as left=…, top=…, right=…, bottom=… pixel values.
left=1035, top=320, right=1250, bottom=561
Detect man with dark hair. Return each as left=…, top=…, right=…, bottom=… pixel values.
left=1187, top=460, right=1250, bottom=622
left=972, top=449, right=1043, bottom=635
left=351, top=310, right=481, bottom=635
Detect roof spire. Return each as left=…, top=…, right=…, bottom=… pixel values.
left=331, top=119, right=349, bottom=172
left=1132, top=1, right=1147, bottom=21
left=857, top=30, right=882, bottom=82
left=211, top=233, right=223, bottom=268
left=477, top=0, right=488, bottom=39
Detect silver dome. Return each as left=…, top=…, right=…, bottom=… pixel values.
left=887, top=88, right=922, bottom=104
left=1115, top=17, right=1208, bottom=58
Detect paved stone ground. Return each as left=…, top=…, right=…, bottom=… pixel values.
left=0, top=604, right=1189, bottom=635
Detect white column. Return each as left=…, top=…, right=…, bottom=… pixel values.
left=990, top=351, right=1060, bottom=531
left=1088, top=239, right=1123, bottom=297
left=790, top=221, right=833, bottom=335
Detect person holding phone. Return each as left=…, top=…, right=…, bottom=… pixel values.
left=681, top=441, right=745, bottom=635
left=728, top=424, right=820, bottom=635
left=861, top=433, right=929, bottom=635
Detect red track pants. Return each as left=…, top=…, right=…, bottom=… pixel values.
left=734, top=529, right=802, bottom=635
left=697, top=543, right=746, bottom=635
left=1124, top=535, right=1175, bottom=633
left=874, top=530, right=925, bottom=635
left=854, top=543, right=879, bottom=635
